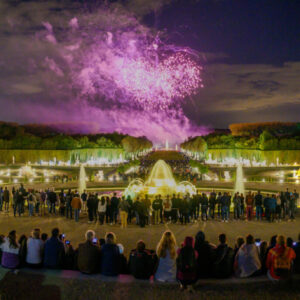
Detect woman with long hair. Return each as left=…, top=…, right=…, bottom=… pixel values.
left=0, top=230, right=20, bottom=269
left=155, top=230, right=177, bottom=282
left=98, top=196, right=107, bottom=225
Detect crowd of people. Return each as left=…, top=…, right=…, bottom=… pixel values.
left=0, top=185, right=298, bottom=226
left=0, top=228, right=299, bottom=291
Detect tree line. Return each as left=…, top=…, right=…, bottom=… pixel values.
left=181, top=122, right=300, bottom=154
left=0, top=122, right=152, bottom=153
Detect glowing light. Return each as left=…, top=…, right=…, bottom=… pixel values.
left=224, top=171, right=231, bottom=181
left=146, top=160, right=176, bottom=188
left=13, top=179, right=18, bottom=183
left=77, top=46, right=203, bottom=111
left=148, top=187, right=157, bottom=194
left=279, top=179, right=283, bottom=183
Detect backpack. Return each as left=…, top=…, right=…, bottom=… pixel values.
left=272, top=248, right=291, bottom=277
left=177, top=246, right=197, bottom=273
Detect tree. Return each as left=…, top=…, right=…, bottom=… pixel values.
left=259, top=130, right=278, bottom=150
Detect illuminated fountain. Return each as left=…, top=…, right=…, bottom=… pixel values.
left=19, top=165, right=36, bottom=177
left=125, top=160, right=196, bottom=199
left=234, top=163, right=245, bottom=195
left=78, top=164, right=87, bottom=195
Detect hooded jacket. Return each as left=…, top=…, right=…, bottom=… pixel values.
left=176, top=236, right=198, bottom=282
left=266, top=244, right=296, bottom=280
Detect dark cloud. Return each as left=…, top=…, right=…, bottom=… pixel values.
left=184, top=62, right=300, bottom=127
left=0, top=0, right=299, bottom=140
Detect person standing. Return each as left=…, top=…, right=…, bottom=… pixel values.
left=16, top=191, right=23, bottom=217
left=143, top=194, right=151, bottom=225
left=126, top=195, right=133, bottom=224
left=97, top=196, right=107, bottom=225
left=27, top=190, right=36, bottom=217
left=40, top=190, right=46, bottom=216
left=201, top=193, right=208, bottom=221
left=0, top=187, right=3, bottom=212
left=208, top=192, right=216, bottom=219
left=58, top=189, right=66, bottom=216
left=158, top=195, right=164, bottom=223
left=180, top=196, right=190, bottom=225
left=275, top=193, right=282, bottom=222
left=35, top=190, right=41, bottom=215
left=93, top=193, right=99, bottom=223
left=240, top=193, right=245, bottom=218
left=171, top=194, right=179, bottom=223
left=264, top=194, right=271, bottom=221
left=284, top=188, right=291, bottom=218
left=221, top=192, right=230, bottom=222
left=254, top=191, right=263, bottom=221
left=12, top=189, right=18, bottom=217
left=119, top=196, right=129, bottom=228
left=106, top=196, right=113, bottom=224
left=81, top=190, right=88, bottom=213
left=71, top=192, right=81, bottom=222
left=245, top=191, right=254, bottom=221
left=65, top=189, right=73, bottom=219
left=293, top=189, right=299, bottom=208
left=3, top=187, right=10, bottom=213
left=216, top=192, right=222, bottom=219
left=87, top=193, right=95, bottom=223
left=111, top=193, right=120, bottom=224
left=137, top=198, right=148, bottom=228
left=152, top=195, right=162, bottom=225
left=48, top=188, right=57, bottom=215
left=288, top=192, right=296, bottom=221
left=163, top=195, right=172, bottom=223
left=233, top=192, right=241, bottom=220
left=269, top=194, right=277, bottom=222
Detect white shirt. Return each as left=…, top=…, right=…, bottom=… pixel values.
left=26, top=237, right=44, bottom=264
left=0, top=238, right=19, bottom=255
left=98, top=201, right=107, bottom=213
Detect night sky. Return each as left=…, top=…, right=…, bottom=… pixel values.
left=0, top=0, right=299, bottom=142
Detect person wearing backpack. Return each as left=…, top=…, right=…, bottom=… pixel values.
left=27, top=190, right=36, bottom=217
left=266, top=235, right=296, bottom=281
left=212, top=233, right=234, bottom=278
left=176, top=236, right=198, bottom=291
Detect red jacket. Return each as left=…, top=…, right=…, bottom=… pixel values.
left=266, top=245, right=296, bottom=280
